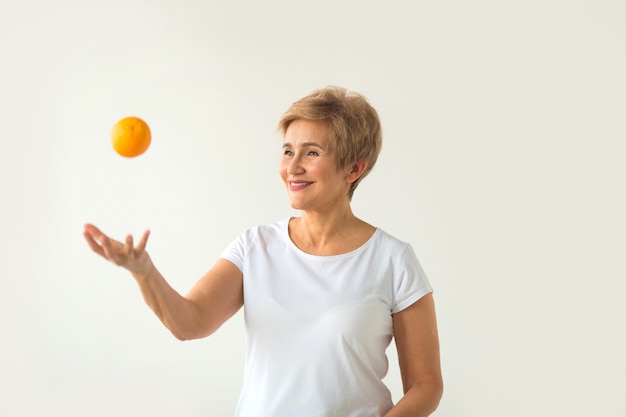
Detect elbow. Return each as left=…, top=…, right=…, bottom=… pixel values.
left=162, top=301, right=233, bottom=341
left=423, top=377, right=444, bottom=410
left=433, top=380, right=444, bottom=410
left=163, top=317, right=193, bottom=341
left=168, top=321, right=219, bottom=342
left=427, top=380, right=444, bottom=414
left=404, top=379, right=444, bottom=415
left=170, top=328, right=204, bottom=341
left=171, top=330, right=194, bottom=341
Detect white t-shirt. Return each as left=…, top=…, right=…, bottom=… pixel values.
left=220, top=217, right=433, bottom=417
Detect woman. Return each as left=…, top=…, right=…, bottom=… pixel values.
left=83, top=86, right=443, bottom=416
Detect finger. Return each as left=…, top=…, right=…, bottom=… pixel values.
left=136, top=229, right=151, bottom=252
left=99, top=234, right=123, bottom=264
left=84, top=223, right=98, bottom=232
left=83, top=223, right=107, bottom=240
left=125, top=234, right=134, bottom=257
left=84, top=224, right=111, bottom=246
left=83, top=230, right=105, bottom=257
left=98, top=234, right=113, bottom=258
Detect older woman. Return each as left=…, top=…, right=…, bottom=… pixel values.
left=83, top=86, right=443, bottom=416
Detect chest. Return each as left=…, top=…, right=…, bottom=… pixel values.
left=242, top=249, right=395, bottom=345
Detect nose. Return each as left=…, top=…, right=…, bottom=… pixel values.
left=286, top=154, right=305, bottom=175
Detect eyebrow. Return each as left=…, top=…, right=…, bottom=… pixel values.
left=282, top=142, right=326, bottom=151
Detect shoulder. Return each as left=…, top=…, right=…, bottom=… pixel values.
left=221, top=218, right=290, bottom=267
left=231, top=217, right=290, bottom=250
left=371, top=227, right=412, bottom=255
left=240, top=218, right=288, bottom=239
left=368, top=228, right=425, bottom=275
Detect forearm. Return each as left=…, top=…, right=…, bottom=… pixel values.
left=132, top=264, right=203, bottom=341
left=83, top=224, right=218, bottom=340
left=383, top=382, right=443, bottom=417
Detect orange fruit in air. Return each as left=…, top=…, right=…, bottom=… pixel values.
left=111, top=116, right=151, bottom=157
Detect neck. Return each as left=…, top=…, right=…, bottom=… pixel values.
left=300, top=206, right=356, bottom=237
left=289, top=206, right=373, bottom=255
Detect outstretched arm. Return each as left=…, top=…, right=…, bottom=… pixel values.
left=83, top=224, right=243, bottom=340
left=384, top=293, right=443, bottom=417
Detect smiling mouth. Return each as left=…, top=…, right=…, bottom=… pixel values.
left=289, top=181, right=313, bottom=190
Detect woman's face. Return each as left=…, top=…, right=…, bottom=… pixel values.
left=279, top=119, right=353, bottom=213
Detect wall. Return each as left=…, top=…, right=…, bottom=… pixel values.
left=1, top=0, right=625, bottom=415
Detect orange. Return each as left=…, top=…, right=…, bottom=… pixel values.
left=111, top=116, right=151, bottom=157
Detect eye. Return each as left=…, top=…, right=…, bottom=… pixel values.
left=307, top=150, right=319, bottom=156
left=283, top=149, right=294, bottom=157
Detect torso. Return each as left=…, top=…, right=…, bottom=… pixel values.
left=220, top=218, right=433, bottom=417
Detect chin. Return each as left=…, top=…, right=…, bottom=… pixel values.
left=288, top=198, right=308, bottom=211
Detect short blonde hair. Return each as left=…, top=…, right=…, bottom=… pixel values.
left=277, top=86, right=382, bottom=200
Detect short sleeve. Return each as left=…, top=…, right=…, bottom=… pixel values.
left=391, top=244, right=433, bottom=314
left=220, top=233, right=245, bottom=273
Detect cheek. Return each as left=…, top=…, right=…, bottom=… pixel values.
left=278, top=160, right=288, bottom=178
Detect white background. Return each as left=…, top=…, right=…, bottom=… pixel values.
left=1, top=0, right=625, bottom=416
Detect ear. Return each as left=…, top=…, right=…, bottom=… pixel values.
left=345, top=160, right=368, bottom=184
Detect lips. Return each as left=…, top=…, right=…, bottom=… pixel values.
left=289, top=181, right=313, bottom=191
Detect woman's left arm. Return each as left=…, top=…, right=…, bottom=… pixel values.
left=384, top=293, right=443, bottom=417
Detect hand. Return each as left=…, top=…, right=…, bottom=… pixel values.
left=83, top=223, right=152, bottom=275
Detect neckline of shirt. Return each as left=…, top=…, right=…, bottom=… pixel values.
left=282, top=217, right=381, bottom=261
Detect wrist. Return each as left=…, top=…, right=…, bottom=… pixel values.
left=131, top=256, right=156, bottom=284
